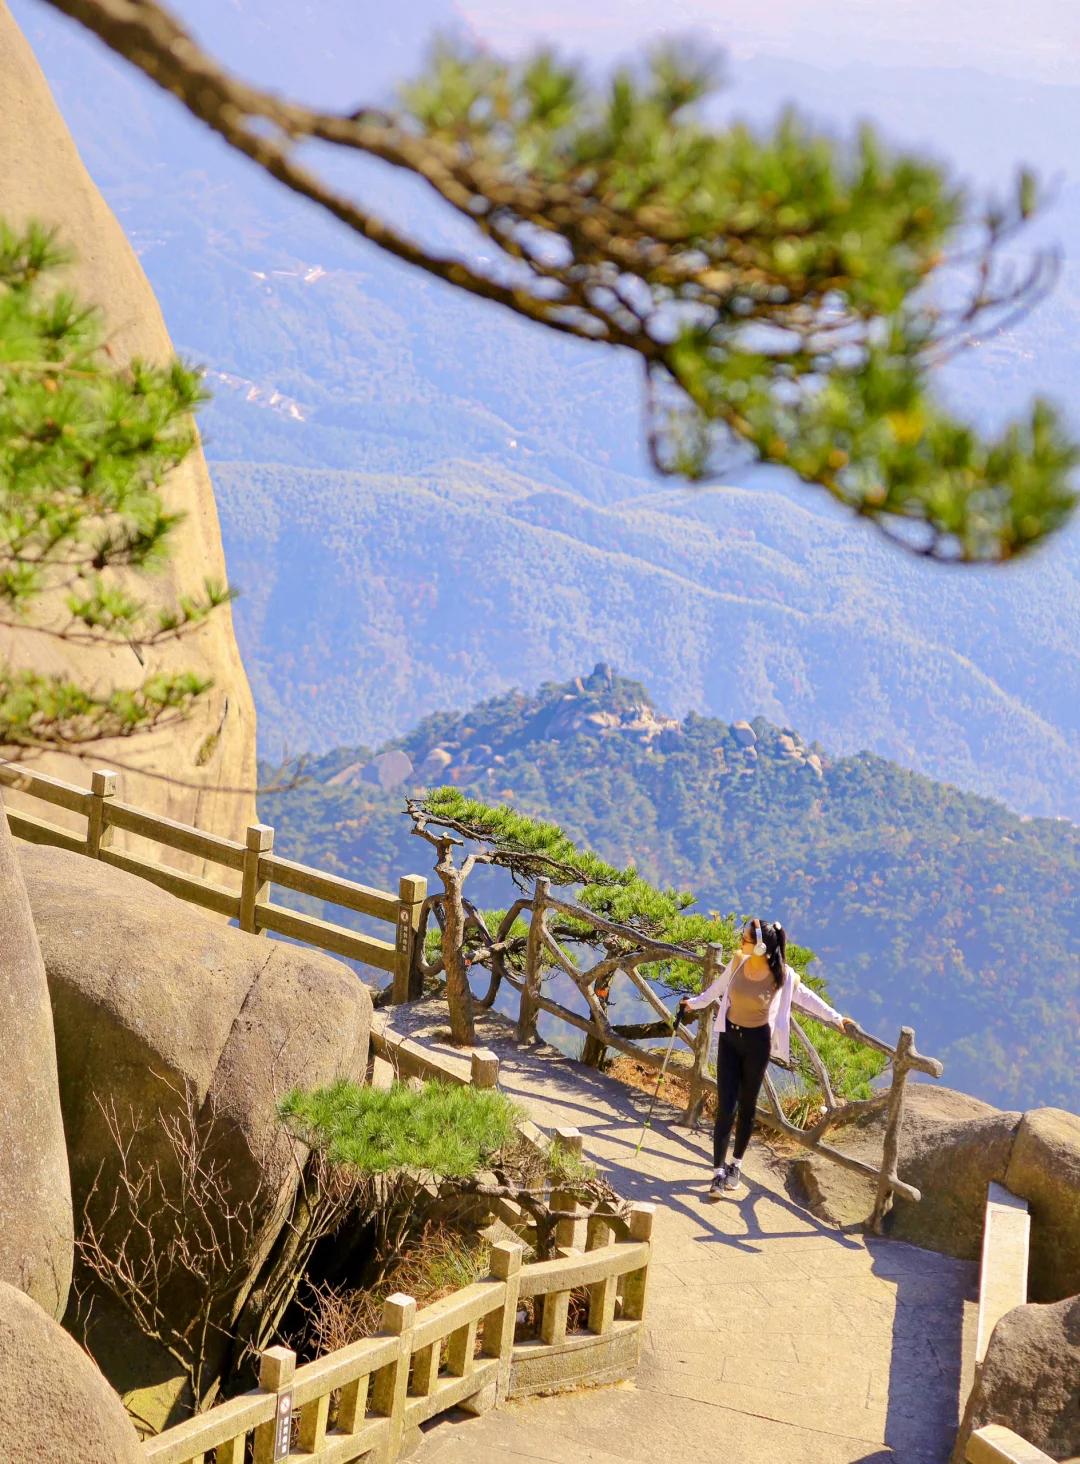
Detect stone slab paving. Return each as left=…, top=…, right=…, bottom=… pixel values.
left=382, top=1004, right=978, bottom=1464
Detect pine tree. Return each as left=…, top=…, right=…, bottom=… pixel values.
left=0, top=221, right=229, bottom=759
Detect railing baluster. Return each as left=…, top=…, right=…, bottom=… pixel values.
left=445, top=1318, right=478, bottom=1377
left=297, top=1389, right=330, bottom=1453
left=214, top=1435, right=244, bottom=1464
left=540, top=1288, right=570, bottom=1346
left=336, top=1371, right=370, bottom=1434
left=588, top=1269, right=618, bottom=1335
left=411, top=1341, right=440, bottom=1396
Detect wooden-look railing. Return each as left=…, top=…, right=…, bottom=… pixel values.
left=0, top=762, right=427, bottom=1000
left=142, top=1206, right=655, bottom=1464
left=417, top=876, right=944, bottom=1230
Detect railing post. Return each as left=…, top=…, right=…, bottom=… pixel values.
left=85, top=769, right=116, bottom=858
left=483, top=1241, right=523, bottom=1405
left=516, top=877, right=549, bottom=1042
left=393, top=874, right=427, bottom=1005
left=371, top=1292, right=415, bottom=1464
left=240, top=823, right=274, bottom=934
left=253, top=1345, right=295, bottom=1464
left=552, top=1126, right=587, bottom=1251
left=470, top=1049, right=499, bottom=1088
left=685, top=942, right=722, bottom=1127
left=621, top=1203, right=656, bottom=1331
left=871, top=1026, right=915, bottom=1233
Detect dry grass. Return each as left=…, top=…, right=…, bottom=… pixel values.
left=605, top=1054, right=716, bottom=1120
left=302, top=1222, right=492, bottom=1356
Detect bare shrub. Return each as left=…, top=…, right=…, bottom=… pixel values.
left=74, top=1079, right=362, bottom=1412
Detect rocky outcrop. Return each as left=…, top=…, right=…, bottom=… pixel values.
left=18, top=844, right=371, bottom=1391
left=0, top=3, right=257, bottom=857
left=787, top=1086, right=1080, bottom=1300
left=0, top=807, right=72, bottom=1320
left=886, top=1089, right=1022, bottom=1260
left=327, top=752, right=417, bottom=790
left=1005, top=1109, right=1080, bottom=1302
left=0, top=1282, right=142, bottom=1464
left=790, top=1086, right=1019, bottom=1250
left=953, top=1294, right=1080, bottom=1463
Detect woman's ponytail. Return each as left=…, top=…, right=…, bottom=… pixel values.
left=765, top=922, right=787, bottom=990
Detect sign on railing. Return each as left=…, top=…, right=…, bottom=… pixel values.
left=0, top=762, right=426, bottom=999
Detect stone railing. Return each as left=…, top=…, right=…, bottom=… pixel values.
left=417, top=877, right=943, bottom=1228
left=966, top=1424, right=1055, bottom=1464
left=0, top=761, right=427, bottom=999
left=140, top=1210, right=655, bottom=1464
left=974, top=1183, right=1030, bottom=1368
left=954, top=1185, right=1038, bottom=1464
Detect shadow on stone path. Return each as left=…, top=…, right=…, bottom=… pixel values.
left=380, top=1002, right=978, bottom=1464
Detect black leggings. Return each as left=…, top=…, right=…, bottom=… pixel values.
left=714, top=1022, right=771, bottom=1167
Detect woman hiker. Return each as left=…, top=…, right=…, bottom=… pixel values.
left=676, top=918, right=856, bottom=1201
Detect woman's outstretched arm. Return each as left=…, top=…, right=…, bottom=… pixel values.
left=790, top=970, right=850, bottom=1031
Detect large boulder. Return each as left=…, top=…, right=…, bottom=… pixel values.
left=790, top=1085, right=1021, bottom=1259
left=0, top=3, right=257, bottom=856
left=885, top=1087, right=1022, bottom=1260
left=789, top=1087, right=1080, bottom=1304
left=18, top=844, right=371, bottom=1396
left=0, top=809, right=72, bottom=1319
left=0, top=1282, right=142, bottom=1464
left=953, top=1294, right=1080, bottom=1463
left=1005, top=1109, right=1080, bottom=1302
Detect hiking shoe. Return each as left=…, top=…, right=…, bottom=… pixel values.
left=706, top=1168, right=726, bottom=1201
left=724, top=1163, right=742, bottom=1192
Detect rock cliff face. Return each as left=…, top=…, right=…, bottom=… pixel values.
left=0, top=2, right=257, bottom=857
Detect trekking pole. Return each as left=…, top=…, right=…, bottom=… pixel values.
left=635, top=1015, right=681, bottom=1157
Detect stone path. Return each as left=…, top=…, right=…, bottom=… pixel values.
left=383, top=1004, right=978, bottom=1464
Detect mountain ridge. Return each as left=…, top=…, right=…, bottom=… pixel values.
left=215, top=459, right=1080, bottom=818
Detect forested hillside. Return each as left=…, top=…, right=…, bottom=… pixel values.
left=261, top=670, right=1080, bottom=1113
left=217, top=461, right=1080, bottom=818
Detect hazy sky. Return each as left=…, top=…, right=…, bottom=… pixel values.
left=462, top=0, right=1080, bottom=87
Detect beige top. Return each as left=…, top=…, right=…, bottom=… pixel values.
left=726, top=961, right=776, bottom=1028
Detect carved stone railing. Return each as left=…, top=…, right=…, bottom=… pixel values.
left=0, top=761, right=427, bottom=997
left=413, top=877, right=943, bottom=1228
left=140, top=1209, right=655, bottom=1464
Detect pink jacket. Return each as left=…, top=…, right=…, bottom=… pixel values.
left=682, top=953, right=845, bottom=1065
